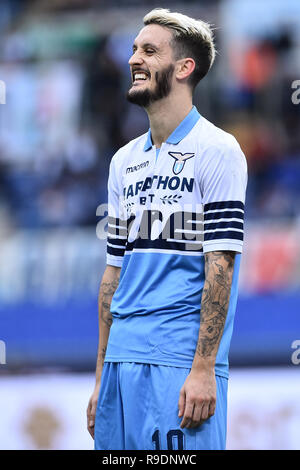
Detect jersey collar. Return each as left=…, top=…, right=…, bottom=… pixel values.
left=143, top=105, right=201, bottom=152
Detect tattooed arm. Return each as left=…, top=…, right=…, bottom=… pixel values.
left=87, top=264, right=121, bottom=438
left=178, top=251, right=235, bottom=429
left=95, top=265, right=121, bottom=384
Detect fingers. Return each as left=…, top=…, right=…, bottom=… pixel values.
left=180, top=396, right=216, bottom=429
left=87, top=419, right=95, bottom=439
left=180, top=401, right=194, bottom=429
left=87, top=399, right=97, bottom=439
left=208, top=399, right=216, bottom=418
left=178, top=388, right=186, bottom=418
left=188, top=403, right=203, bottom=429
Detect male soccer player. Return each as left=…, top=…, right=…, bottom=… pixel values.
left=87, top=8, right=247, bottom=450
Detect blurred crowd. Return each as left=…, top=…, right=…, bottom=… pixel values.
left=221, top=29, right=300, bottom=221
left=0, top=0, right=300, bottom=230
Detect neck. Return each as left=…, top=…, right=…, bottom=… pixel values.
left=146, top=91, right=193, bottom=148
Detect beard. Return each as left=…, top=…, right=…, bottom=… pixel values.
left=126, top=64, right=175, bottom=107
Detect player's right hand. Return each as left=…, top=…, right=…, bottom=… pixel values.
left=87, top=383, right=100, bottom=439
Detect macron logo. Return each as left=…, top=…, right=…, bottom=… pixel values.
left=126, top=160, right=149, bottom=174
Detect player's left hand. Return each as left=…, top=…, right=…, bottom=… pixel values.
left=178, top=368, right=216, bottom=429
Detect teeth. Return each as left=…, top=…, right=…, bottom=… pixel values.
left=134, top=73, right=147, bottom=80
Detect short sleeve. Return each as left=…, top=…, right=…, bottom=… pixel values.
left=200, top=144, right=248, bottom=254
left=106, top=156, right=128, bottom=267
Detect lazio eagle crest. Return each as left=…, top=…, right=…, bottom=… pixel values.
left=168, top=152, right=195, bottom=175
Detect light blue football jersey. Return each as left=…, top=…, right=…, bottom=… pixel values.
left=105, top=106, right=247, bottom=378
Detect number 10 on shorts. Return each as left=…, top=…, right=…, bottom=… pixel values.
left=152, top=429, right=185, bottom=450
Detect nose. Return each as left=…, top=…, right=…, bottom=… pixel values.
left=128, top=49, right=143, bottom=66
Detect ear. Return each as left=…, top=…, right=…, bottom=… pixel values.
left=175, top=58, right=195, bottom=81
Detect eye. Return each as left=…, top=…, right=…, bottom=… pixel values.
left=145, top=49, right=155, bottom=55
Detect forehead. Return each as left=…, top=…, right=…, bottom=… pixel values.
left=133, top=24, right=173, bottom=49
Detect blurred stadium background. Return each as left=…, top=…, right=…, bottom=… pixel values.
left=0, top=0, right=300, bottom=450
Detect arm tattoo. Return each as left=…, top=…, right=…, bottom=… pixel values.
left=95, top=268, right=120, bottom=378
left=96, top=345, right=108, bottom=370
left=196, top=251, right=235, bottom=358
left=101, top=347, right=107, bottom=367
left=99, top=275, right=120, bottom=328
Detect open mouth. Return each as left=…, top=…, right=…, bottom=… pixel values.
left=132, top=71, right=150, bottom=85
